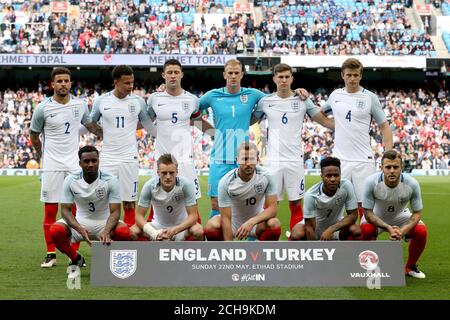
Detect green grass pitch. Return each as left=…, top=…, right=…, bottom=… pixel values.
left=1, top=175, right=449, bottom=300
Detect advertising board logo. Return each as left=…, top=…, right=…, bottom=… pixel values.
left=232, top=273, right=240, bottom=282
left=358, top=250, right=379, bottom=271
left=240, top=274, right=266, bottom=282
left=110, top=250, right=137, bottom=279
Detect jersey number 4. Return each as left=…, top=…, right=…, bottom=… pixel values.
left=345, top=110, right=352, bottom=122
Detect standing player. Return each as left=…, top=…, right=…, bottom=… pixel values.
left=199, top=58, right=308, bottom=218
left=30, top=67, right=102, bottom=268
left=291, top=157, right=361, bottom=241
left=255, top=63, right=334, bottom=232
left=361, top=150, right=427, bottom=278
left=204, top=142, right=281, bottom=241
left=322, top=58, right=393, bottom=218
left=134, top=154, right=204, bottom=241
left=147, top=59, right=212, bottom=199
left=87, top=65, right=155, bottom=228
left=199, top=59, right=265, bottom=218
left=49, top=146, right=130, bottom=271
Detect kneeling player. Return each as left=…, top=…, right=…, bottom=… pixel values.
left=50, top=146, right=130, bottom=270
left=291, top=157, right=361, bottom=241
left=204, top=142, right=281, bottom=241
left=361, top=150, right=427, bottom=279
left=132, top=153, right=204, bottom=241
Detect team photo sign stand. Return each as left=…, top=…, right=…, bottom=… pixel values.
left=90, top=241, right=405, bottom=287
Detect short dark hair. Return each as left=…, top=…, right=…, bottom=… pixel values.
left=381, top=150, right=402, bottom=165
left=112, top=65, right=134, bottom=80
left=51, top=67, right=71, bottom=81
left=320, top=157, right=341, bottom=171
left=157, top=153, right=178, bottom=168
left=273, top=63, right=292, bottom=75
left=237, top=141, right=259, bottom=157
left=163, top=59, right=182, bottom=71
left=78, top=145, right=99, bottom=160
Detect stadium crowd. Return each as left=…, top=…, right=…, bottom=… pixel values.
left=1, top=83, right=449, bottom=170
left=0, top=0, right=437, bottom=56
left=256, top=0, right=436, bottom=56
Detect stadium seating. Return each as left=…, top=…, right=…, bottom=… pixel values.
left=0, top=0, right=437, bottom=56
left=442, top=1, right=450, bottom=16
left=257, top=0, right=435, bottom=55
left=443, top=32, right=450, bottom=52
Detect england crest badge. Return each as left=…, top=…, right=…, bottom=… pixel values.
left=128, top=104, right=137, bottom=114
left=356, top=100, right=366, bottom=110
left=182, top=101, right=190, bottom=113
left=254, top=182, right=265, bottom=194
left=240, top=94, right=248, bottom=103
left=95, top=186, right=106, bottom=199
left=110, top=250, right=137, bottom=279
left=72, top=107, right=80, bottom=119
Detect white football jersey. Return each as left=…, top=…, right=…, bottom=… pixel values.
left=256, top=95, right=320, bottom=161
left=89, top=92, right=150, bottom=162
left=30, top=96, right=90, bottom=171
left=61, top=170, right=121, bottom=221
left=322, top=88, right=387, bottom=162
left=218, top=166, right=277, bottom=231
left=138, top=176, right=197, bottom=228
left=304, top=179, right=358, bottom=236
left=363, top=172, right=423, bottom=219
left=147, top=90, right=201, bottom=162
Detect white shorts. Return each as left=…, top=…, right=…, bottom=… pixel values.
left=153, top=160, right=201, bottom=199
left=341, top=160, right=376, bottom=202
left=57, top=218, right=125, bottom=243
left=268, top=160, right=305, bottom=201
left=150, top=221, right=187, bottom=241
left=40, top=170, right=77, bottom=203
left=361, top=208, right=424, bottom=235
left=100, top=161, right=139, bottom=202
left=295, top=219, right=340, bottom=240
